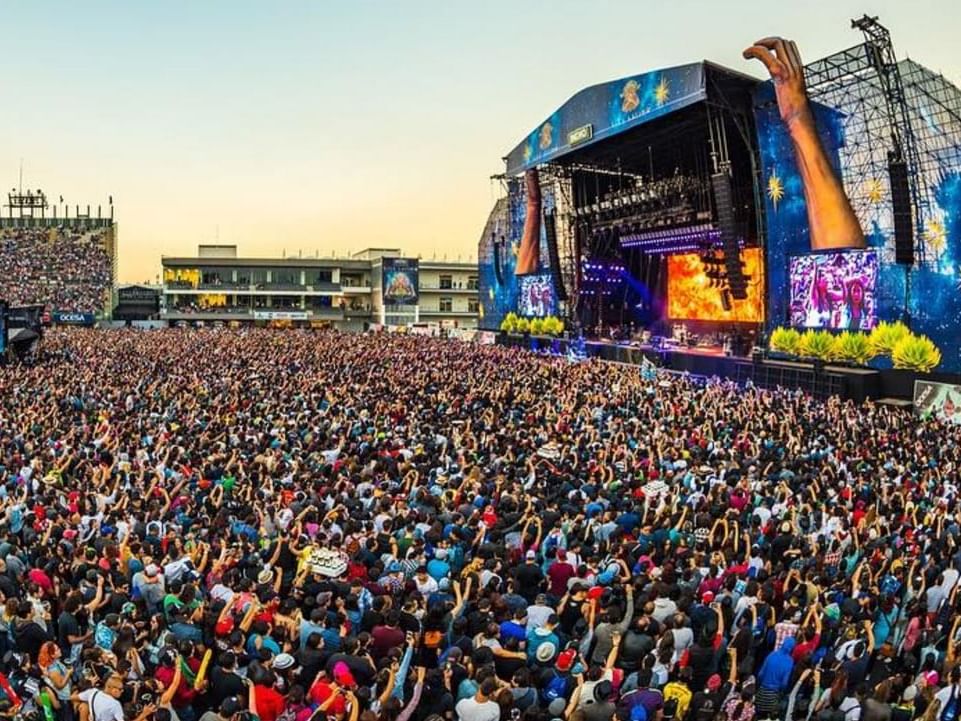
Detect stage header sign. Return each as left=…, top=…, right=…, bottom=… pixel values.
left=382, top=258, right=419, bottom=306
left=505, top=63, right=706, bottom=175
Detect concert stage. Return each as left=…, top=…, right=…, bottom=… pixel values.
left=498, top=333, right=886, bottom=402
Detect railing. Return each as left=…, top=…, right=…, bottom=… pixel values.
left=0, top=216, right=113, bottom=230
left=419, top=284, right=478, bottom=291
left=198, top=282, right=251, bottom=290
left=256, top=282, right=307, bottom=291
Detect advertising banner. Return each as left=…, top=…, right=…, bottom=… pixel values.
left=382, top=258, right=419, bottom=305
left=447, top=328, right=477, bottom=342
left=53, top=312, right=96, bottom=326
left=914, top=380, right=961, bottom=424
left=253, top=311, right=308, bottom=321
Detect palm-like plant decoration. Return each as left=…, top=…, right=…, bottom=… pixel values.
left=769, top=327, right=802, bottom=355
left=868, top=321, right=910, bottom=358
left=834, top=331, right=874, bottom=366
left=797, top=329, right=837, bottom=361
left=892, top=333, right=942, bottom=373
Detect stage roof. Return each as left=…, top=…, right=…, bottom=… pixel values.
left=504, top=62, right=759, bottom=176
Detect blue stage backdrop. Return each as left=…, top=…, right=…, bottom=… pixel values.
left=504, top=64, right=706, bottom=176
left=478, top=178, right=556, bottom=330
left=755, top=69, right=961, bottom=373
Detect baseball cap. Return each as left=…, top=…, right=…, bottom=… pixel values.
left=333, top=661, right=356, bottom=687
left=221, top=698, right=243, bottom=716
left=701, top=591, right=715, bottom=604
left=526, top=550, right=536, bottom=561
left=707, top=674, right=722, bottom=691
left=145, top=564, right=159, bottom=579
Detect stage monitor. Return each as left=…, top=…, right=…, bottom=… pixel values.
left=518, top=274, right=557, bottom=318
left=667, top=248, right=764, bottom=322
left=789, top=249, right=878, bottom=330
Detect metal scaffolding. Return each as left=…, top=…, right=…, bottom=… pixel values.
left=803, top=16, right=961, bottom=267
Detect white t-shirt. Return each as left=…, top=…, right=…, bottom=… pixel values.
left=839, top=696, right=861, bottom=721
left=455, top=697, right=500, bottom=721
left=526, top=604, right=553, bottom=630
left=935, top=685, right=961, bottom=717
left=79, top=689, right=124, bottom=721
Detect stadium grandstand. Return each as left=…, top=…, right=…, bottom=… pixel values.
left=0, top=187, right=116, bottom=318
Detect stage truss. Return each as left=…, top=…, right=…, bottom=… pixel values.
left=803, top=16, right=961, bottom=268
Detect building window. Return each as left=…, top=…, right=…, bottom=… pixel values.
left=272, top=268, right=301, bottom=286
left=306, top=269, right=333, bottom=286
left=439, top=297, right=453, bottom=312
left=439, top=274, right=453, bottom=290
left=468, top=298, right=479, bottom=313
left=467, top=275, right=478, bottom=290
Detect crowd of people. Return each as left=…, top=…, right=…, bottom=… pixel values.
left=0, top=327, right=960, bottom=721
left=0, top=228, right=112, bottom=313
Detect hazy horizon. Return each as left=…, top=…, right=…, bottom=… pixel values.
left=3, top=0, right=959, bottom=283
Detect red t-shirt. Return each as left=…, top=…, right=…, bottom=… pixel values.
left=547, top=562, right=576, bottom=597
left=309, top=681, right=346, bottom=715
left=155, top=660, right=199, bottom=709
left=792, top=633, right=821, bottom=662
left=255, top=684, right=287, bottom=721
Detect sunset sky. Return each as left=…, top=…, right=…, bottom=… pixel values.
left=3, top=0, right=960, bottom=283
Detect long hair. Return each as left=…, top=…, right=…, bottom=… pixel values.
left=38, top=641, right=59, bottom=670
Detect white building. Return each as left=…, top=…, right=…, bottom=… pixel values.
left=160, top=246, right=478, bottom=329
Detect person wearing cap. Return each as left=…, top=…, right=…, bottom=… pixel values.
left=527, top=593, right=555, bottom=631
left=527, top=614, right=561, bottom=667
left=132, top=563, right=167, bottom=615
left=513, top=550, right=545, bottom=606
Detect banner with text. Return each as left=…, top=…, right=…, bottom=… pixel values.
left=914, top=380, right=961, bottom=424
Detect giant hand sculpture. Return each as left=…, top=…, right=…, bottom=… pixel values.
left=744, top=37, right=865, bottom=250
left=516, top=168, right=542, bottom=275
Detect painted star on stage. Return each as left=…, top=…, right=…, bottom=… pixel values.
left=767, top=173, right=784, bottom=210
left=654, top=77, right=670, bottom=106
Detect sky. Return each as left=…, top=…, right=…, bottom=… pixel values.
left=2, top=0, right=960, bottom=284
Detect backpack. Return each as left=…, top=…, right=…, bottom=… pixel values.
left=542, top=670, right=570, bottom=704
left=663, top=682, right=692, bottom=721
left=694, top=693, right=719, bottom=721
left=941, top=686, right=960, bottom=721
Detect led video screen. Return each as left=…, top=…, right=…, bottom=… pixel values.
left=518, top=274, right=556, bottom=317
left=667, top=248, right=764, bottom=322
left=789, top=250, right=878, bottom=330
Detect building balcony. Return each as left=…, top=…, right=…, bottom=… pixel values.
left=419, top=308, right=479, bottom=316
left=419, top=285, right=478, bottom=292
left=256, top=282, right=307, bottom=291
left=198, top=282, right=252, bottom=291
left=163, top=283, right=343, bottom=296
left=162, top=306, right=347, bottom=321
